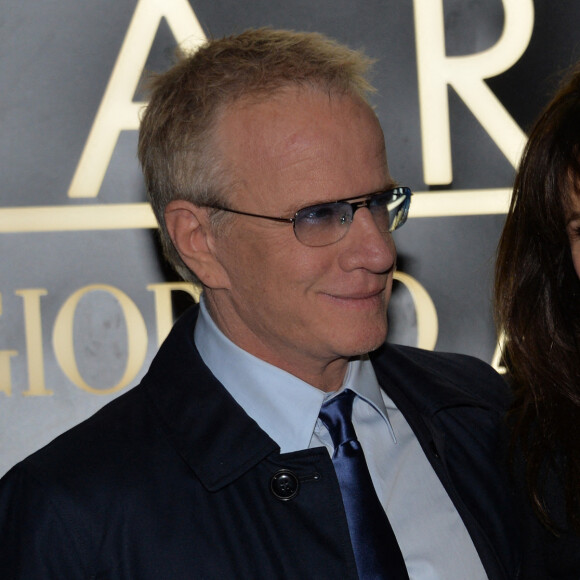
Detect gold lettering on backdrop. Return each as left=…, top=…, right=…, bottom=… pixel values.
left=0, top=351, right=18, bottom=396
left=147, top=282, right=202, bottom=346
left=15, top=289, right=52, bottom=396
left=409, top=188, right=510, bottom=217
left=0, top=0, right=537, bottom=233
left=53, top=285, right=148, bottom=394
left=0, top=293, right=18, bottom=396
left=413, top=0, right=533, bottom=185
left=0, top=188, right=513, bottom=233
left=67, top=0, right=207, bottom=198
left=491, top=331, right=507, bottom=374
left=393, top=272, right=439, bottom=350
left=0, top=204, right=157, bottom=233
left=5, top=277, right=518, bottom=396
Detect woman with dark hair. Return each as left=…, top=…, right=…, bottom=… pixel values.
left=495, top=63, right=580, bottom=578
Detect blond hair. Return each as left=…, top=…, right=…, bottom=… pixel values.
left=138, top=28, right=375, bottom=281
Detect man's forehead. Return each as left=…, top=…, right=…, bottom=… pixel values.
left=217, top=87, right=384, bottom=158
left=212, top=85, right=389, bottom=211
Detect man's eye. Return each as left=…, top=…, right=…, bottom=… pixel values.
left=299, top=204, right=337, bottom=223
left=369, top=193, right=390, bottom=206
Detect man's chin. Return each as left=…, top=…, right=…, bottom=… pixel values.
left=340, top=325, right=388, bottom=358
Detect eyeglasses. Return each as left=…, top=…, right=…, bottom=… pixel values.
left=206, top=186, right=412, bottom=247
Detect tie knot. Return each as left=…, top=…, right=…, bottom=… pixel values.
left=319, top=389, right=357, bottom=448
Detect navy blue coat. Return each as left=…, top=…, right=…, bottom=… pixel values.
left=0, top=306, right=520, bottom=579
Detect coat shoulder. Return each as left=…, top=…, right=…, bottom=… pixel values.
left=371, top=343, right=510, bottom=411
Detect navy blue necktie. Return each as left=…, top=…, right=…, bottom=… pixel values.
left=319, top=389, right=409, bottom=580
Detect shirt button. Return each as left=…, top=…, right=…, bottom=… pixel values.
left=270, top=469, right=300, bottom=501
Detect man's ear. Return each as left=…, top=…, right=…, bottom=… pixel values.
left=164, top=200, right=230, bottom=289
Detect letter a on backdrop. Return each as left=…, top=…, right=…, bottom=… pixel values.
left=68, top=0, right=206, bottom=198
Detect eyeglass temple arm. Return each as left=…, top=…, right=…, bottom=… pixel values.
left=208, top=204, right=295, bottom=223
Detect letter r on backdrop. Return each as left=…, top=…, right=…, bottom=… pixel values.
left=413, top=0, right=533, bottom=185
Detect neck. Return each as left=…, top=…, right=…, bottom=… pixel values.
left=203, top=293, right=351, bottom=392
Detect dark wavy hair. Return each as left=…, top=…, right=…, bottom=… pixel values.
left=495, top=64, right=580, bottom=533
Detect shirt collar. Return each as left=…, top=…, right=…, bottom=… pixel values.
left=325, top=357, right=397, bottom=443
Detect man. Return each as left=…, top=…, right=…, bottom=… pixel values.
left=0, top=29, right=519, bottom=578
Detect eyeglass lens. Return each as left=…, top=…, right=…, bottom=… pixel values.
left=293, top=188, right=410, bottom=247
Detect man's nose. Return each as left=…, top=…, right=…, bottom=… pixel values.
left=338, top=207, right=396, bottom=273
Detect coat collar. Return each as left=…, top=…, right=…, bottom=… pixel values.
left=370, top=342, right=509, bottom=417
left=141, top=305, right=279, bottom=492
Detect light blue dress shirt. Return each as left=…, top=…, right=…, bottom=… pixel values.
left=194, top=297, right=487, bottom=580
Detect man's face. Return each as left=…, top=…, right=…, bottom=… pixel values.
left=206, top=88, right=396, bottom=388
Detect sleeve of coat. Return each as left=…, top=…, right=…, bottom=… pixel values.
left=0, top=464, right=86, bottom=579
